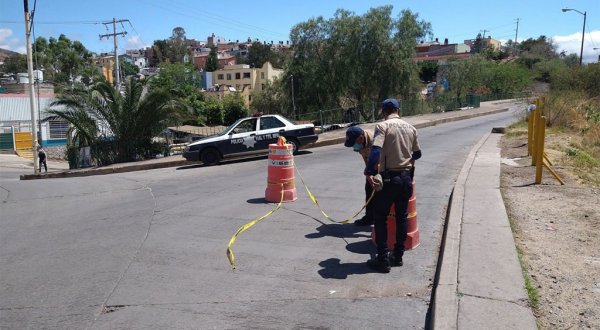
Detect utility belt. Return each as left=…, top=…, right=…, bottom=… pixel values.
left=381, top=169, right=412, bottom=182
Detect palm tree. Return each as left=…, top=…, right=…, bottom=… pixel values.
left=48, top=77, right=181, bottom=165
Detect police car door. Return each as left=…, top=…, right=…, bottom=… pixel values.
left=255, top=116, right=286, bottom=150
left=227, top=118, right=259, bottom=155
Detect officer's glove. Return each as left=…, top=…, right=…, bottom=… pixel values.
left=372, top=174, right=384, bottom=192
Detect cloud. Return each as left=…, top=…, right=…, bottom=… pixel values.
left=0, top=28, right=26, bottom=54
left=126, top=35, right=149, bottom=50
left=553, top=30, right=600, bottom=63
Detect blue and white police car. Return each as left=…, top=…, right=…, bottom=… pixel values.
left=183, top=114, right=318, bottom=165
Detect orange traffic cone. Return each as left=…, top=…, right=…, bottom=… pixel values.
left=371, top=179, right=420, bottom=250
left=265, top=136, right=297, bottom=202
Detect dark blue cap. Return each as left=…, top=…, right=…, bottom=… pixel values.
left=344, top=126, right=364, bottom=147
left=382, top=98, right=400, bottom=110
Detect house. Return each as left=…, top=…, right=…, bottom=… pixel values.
left=0, top=93, right=68, bottom=150
left=413, top=38, right=471, bottom=62
left=208, top=62, right=283, bottom=106
left=464, top=36, right=502, bottom=51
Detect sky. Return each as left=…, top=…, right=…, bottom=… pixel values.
left=1, top=0, right=599, bottom=63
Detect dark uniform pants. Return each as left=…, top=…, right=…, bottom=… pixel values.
left=364, top=179, right=374, bottom=221
left=373, top=171, right=413, bottom=255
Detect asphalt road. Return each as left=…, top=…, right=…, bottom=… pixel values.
left=0, top=103, right=522, bottom=329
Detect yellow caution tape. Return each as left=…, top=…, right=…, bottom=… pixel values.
left=292, top=156, right=376, bottom=224
left=226, top=144, right=378, bottom=269
left=226, top=184, right=284, bottom=270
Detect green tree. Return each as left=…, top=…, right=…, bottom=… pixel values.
left=205, top=46, right=218, bottom=71
left=441, top=56, right=485, bottom=106
left=149, top=62, right=200, bottom=97
left=470, top=33, right=484, bottom=54
left=167, top=27, right=189, bottom=63
left=48, top=77, right=181, bottom=163
left=287, top=6, right=430, bottom=117
left=223, top=93, right=249, bottom=124
left=418, top=61, right=439, bottom=83
left=202, top=97, right=224, bottom=125
left=33, top=35, right=94, bottom=84
left=1, top=54, right=27, bottom=73
left=120, top=61, right=140, bottom=77
left=517, top=36, right=558, bottom=69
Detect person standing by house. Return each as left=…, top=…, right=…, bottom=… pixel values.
left=37, top=146, right=47, bottom=173
left=344, top=126, right=375, bottom=226
left=363, top=98, right=421, bottom=273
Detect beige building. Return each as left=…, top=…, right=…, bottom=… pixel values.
left=209, top=62, right=283, bottom=106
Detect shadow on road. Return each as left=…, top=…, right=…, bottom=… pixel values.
left=317, top=258, right=374, bottom=279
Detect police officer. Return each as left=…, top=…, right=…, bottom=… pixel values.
left=344, top=126, right=374, bottom=226
left=364, top=98, right=421, bottom=273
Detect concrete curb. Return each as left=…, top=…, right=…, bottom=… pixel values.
left=430, top=131, right=537, bottom=330
left=19, top=107, right=508, bottom=180
left=430, top=132, right=491, bottom=329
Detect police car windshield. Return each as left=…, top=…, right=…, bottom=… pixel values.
left=219, top=119, right=246, bottom=136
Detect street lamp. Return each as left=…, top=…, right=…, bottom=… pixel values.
left=562, top=8, right=587, bottom=65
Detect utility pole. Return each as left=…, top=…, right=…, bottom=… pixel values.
left=23, top=0, right=39, bottom=174
left=100, top=18, right=128, bottom=90
left=514, top=18, right=520, bottom=56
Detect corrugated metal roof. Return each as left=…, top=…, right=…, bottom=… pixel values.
left=0, top=94, right=63, bottom=121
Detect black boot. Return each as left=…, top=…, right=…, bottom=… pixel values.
left=354, top=215, right=374, bottom=226
left=390, top=250, right=403, bottom=267
left=367, top=253, right=391, bottom=273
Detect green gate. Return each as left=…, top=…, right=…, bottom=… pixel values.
left=0, top=131, right=14, bottom=150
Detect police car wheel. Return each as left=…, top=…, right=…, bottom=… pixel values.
left=201, top=148, right=221, bottom=165
left=286, top=138, right=299, bottom=155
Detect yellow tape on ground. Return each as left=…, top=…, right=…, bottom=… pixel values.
left=226, top=184, right=284, bottom=269
left=293, top=159, right=376, bottom=224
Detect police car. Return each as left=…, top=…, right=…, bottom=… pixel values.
left=183, top=114, right=318, bottom=165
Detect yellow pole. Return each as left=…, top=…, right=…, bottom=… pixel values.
left=527, top=111, right=534, bottom=156
left=531, top=109, right=540, bottom=166
left=535, top=116, right=546, bottom=184
left=543, top=162, right=565, bottom=185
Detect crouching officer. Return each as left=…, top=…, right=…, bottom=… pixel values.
left=364, top=98, right=421, bottom=273
left=344, top=126, right=375, bottom=226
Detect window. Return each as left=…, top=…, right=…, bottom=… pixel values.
left=243, top=72, right=251, bottom=79
left=217, top=74, right=224, bottom=80
left=261, top=72, right=265, bottom=79
left=235, top=72, right=241, bottom=79
left=226, top=73, right=232, bottom=80
left=260, top=117, right=285, bottom=130
left=49, top=119, right=69, bottom=139
left=232, top=118, right=257, bottom=134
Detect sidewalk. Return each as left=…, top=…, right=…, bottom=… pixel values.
left=15, top=100, right=512, bottom=180
left=431, top=132, right=537, bottom=329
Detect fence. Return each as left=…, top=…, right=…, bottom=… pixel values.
left=296, top=92, right=527, bottom=130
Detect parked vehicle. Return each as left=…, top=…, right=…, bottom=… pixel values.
left=183, top=114, right=318, bottom=165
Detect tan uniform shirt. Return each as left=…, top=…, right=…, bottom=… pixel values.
left=372, top=113, right=420, bottom=171
left=358, top=130, right=373, bottom=165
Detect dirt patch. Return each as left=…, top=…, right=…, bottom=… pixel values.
left=500, top=127, right=600, bottom=329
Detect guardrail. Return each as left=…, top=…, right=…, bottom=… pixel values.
left=528, top=98, right=564, bottom=185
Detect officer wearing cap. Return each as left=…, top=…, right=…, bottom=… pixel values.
left=344, top=126, right=374, bottom=226
left=363, top=98, right=422, bottom=273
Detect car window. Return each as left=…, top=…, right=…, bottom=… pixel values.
left=260, top=117, right=286, bottom=130
left=231, top=118, right=257, bottom=134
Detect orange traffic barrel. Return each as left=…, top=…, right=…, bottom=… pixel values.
left=265, top=137, right=297, bottom=202
left=371, top=179, right=419, bottom=250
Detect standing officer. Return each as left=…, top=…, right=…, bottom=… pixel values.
left=364, top=98, right=421, bottom=273
left=344, top=126, right=374, bottom=226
